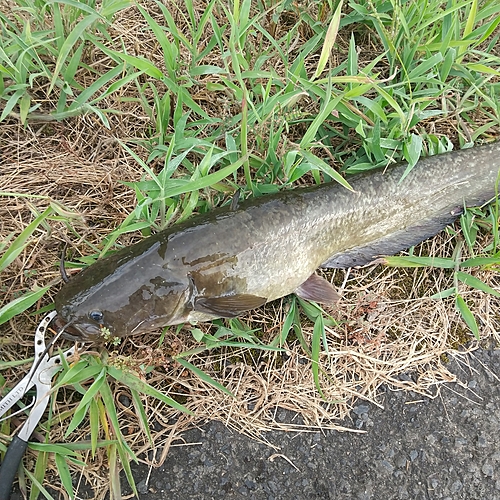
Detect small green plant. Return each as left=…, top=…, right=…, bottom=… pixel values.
left=0, top=198, right=82, bottom=326
left=21, top=352, right=194, bottom=500
left=382, top=201, right=500, bottom=340
left=0, top=0, right=136, bottom=126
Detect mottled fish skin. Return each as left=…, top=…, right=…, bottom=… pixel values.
left=54, top=142, right=500, bottom=340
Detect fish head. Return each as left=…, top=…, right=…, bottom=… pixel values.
left=54, top=245, right=192, bottom=341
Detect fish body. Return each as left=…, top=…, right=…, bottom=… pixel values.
left=54, top=143, right=500, bottom=340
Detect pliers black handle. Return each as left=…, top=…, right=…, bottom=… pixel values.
left=0, top=312, right=77, bottom=500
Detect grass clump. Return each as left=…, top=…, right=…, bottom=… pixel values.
left=0, top=0, right=499, bottom=498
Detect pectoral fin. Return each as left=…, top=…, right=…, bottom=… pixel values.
left=295, top=273, right=340, bottom=304
left=194, top=294, right=267, bottom=318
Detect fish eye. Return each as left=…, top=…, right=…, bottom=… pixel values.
left=89, top=310, right=104, bottom=323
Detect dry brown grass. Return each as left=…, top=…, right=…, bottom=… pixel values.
left=1, top=1, right=500, bottom=498
left=1, top=121, right=499, bottom=497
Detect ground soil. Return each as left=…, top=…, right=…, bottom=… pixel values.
left=6, top=348, right=500, bottom=500
left=119, top=347, right=500, bottom=500
left=1, top=4, right=500, bottom=498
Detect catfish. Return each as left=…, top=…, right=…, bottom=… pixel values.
left=54, top=142, right=500, bottom=340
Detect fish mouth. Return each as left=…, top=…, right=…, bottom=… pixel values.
left=52, top=316, right=100, bottom=341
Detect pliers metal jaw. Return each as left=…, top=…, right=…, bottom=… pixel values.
left=0, top=311, right=77, bottom=500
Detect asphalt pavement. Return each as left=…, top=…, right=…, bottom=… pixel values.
left=124, top=347, right=500, bottom=500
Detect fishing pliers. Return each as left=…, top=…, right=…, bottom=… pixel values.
left=0, top=311, right=77, bottom=500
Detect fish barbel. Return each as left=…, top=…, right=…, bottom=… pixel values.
left=54, top=142, right=500, bottom=340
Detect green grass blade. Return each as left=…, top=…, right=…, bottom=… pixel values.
left=131, top=389, right=153, bottom=445
left=107, top=366, right=193, bottom=414
left=0, top=286, right=51, bottom=326
left=271, top=297, right=297, bottom=347
left=313, top=0, right=343, bottom=80
left=54, top=453, right=74, bottom=499
left=299, top=149, right=353, bottom=191
left=117, top=439, right=137, bottom=498
left=216, top=341, right=282, bottom=351
left=382, top=256, right=456, bottom=268
left=19, top=92, right=30, bottom=124
left=429, top=287, right=456, bottom=299
left=108, top=443, right=121, bottom=500
left=299, top=92, right=344, bottom=148
left=159, top=155, right=249, bottom=199
left=99, top=379, right=136, bottom=456
left=28, top=442, right=80, bottom=456
left=48, top=0, right=103, bottom=18
left=65, top=368, right=106, bottom=437
left=407, top=52, right=444, bottom=80
left=89, top=397, right=99, bottom=457
left=0, top=206, right=52, bottom=272
left=95, top=42, right=164, bottom=79
left=55, top=360, right=102, bottom=388
left=455, top=294, right=480, bottom=340
left=458, top=0, right=478, bottom=61
left=311, top=314, right=325, bottom=398
left=0, top=86, right=27, bottom=121
left=29, top=446, right=49, bottom=500
left=25, top=466, right=51, bottom=500
left=68, top=64, right=123, bottom=109
left=460, top=256, right=500, bottom=268
left=100, top=0, right=132, bottom=19
left=293, top=306, right=311, bottom=356
left=99, top=378, right=138, bottom=497
left=402, top=133, right=423, bottom=174
left=175, top=358, right=234, bottom=397
left=49, top=14, right=100, bottom=93
left=136, top=3, right=178, bottom=78
left=455, top=271, right=500, bottom=297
